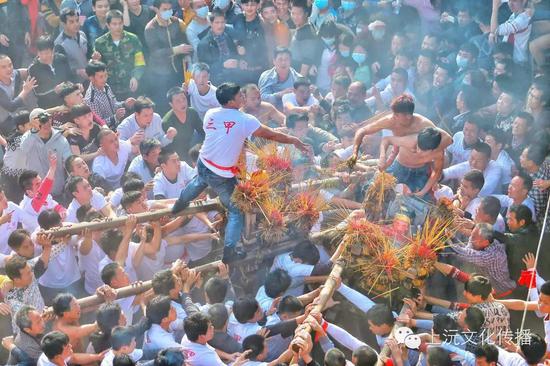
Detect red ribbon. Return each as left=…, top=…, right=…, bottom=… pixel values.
left=518, top=269, right=537, bottom=289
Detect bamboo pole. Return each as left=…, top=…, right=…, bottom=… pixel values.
left=45, top=199, right=223, bottom=237
left=292, top=259, right=345, bottom=351
left=77, top=260, right=222, bottom=309
left=375, top=302, right=410, bottom=366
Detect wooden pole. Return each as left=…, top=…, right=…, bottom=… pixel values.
left=292, top=259, right=345, bottom=351
left=45, top=199, right=223, bottom=237
left=77, top=260, right=222, bottom=309
left=375, top=303, right=410, bottom=366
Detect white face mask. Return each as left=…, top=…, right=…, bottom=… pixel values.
left=129, top=349, right=143, bottom=362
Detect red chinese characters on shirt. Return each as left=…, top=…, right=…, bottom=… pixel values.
left=224, top=121, right=236, bottom=134
left=182, top=350, right=196, bottom=358
left=206, top=118, right=216, bottom=130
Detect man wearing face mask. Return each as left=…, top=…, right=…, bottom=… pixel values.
left=453, top=42, right=478, bottom=92
left=185, top=1, right=210, bottom=52
left=308, top=0, right=337, bottom=30
left=212, top=0, right=241, bottom=25
left=144, top=0, right=193, bottom=115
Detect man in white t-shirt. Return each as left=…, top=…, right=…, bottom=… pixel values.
left=452, top=170, right=484, bottom=219
left=187, top=63, right=221, bottom=120
left=93, top=129, right=136, bottom=189
left=446, top=118, right=482, bottom=166
left=65, top=176, right=114, bottom=223
left=282, top=77, right=319, bottom=116
left=493, top=173, right=536, bottom=222
left=172, top=83, right=310, bottom=263
left=181, top=312, right=226, bottom=366
left=0, top=189, right=35, bottom=262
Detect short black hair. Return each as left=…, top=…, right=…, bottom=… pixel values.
left=5, top=256, right=28, bottom=281
left=41, top=331, right=70, bottom=360
left=36, top=35, right=55, bottom=51
left=520, top=333, right=547, bottom=365
left=324, top=348, right=347, bottom=366
left=433, top=314, right=459, bottom=341
left=515, top=172, right=533, bottom=191
left=14, top=110, right=30, bottom=128
left=352, top=345, right=378, bottom=366
left=71, top=103, right=92, bottom=119
left=463, top=169, right=484, bottom=191
left=427, top=347, right=452, bottom=366
left=233, top=297, right=259, bottom=323
left=37, top=210, right=62, bottom=230
left=166, top=86, right=186, bottom=103
left=100, top=229, right=125, bottom=256
left=285, top=113, right=308, bottom=129
left=86, top=60, right=107, bottom=77
left=366, top=304, right=394, bottom=327
left=19, top=170, right=38, bottom=191
left=113, top=354, right=135, bottom=366
left=290, top=241, right=320, bottom=265
left=66, top=175, right=85, bottom=195
left=121, top=191, right=142, bottom=211
left=391, top=68, right=409, bottom=83
left=486, top=129, right=507, bottom=146
left=208, top=303, right=229, bottom=330
left=417, top=127, right=442, bottom=151
left=242, top=334, right=265, bottom=361
left=509, top=204, right=533, bottom=226
left=479, top=196, right=501, bottom=222
left=278, top=295, right=303, bottom=315
left=464, top=275, right=492, bottom=300
left=459, top=42, right=479, bottom=59
left=464, top=306, right=485, bottom=332
left=158, top=147, right=177, bottom=165
left=204, top=277, right=229, bottom=304
left=146, top=295, right=172, bottom=325
left=153, top=0, right=172, bottom=9
left=8, top=229, right=31, bottom=251
left=96, top=302, right=122, bottom=337
left=152, top=269, right=176, bottom=295
left=208, top=8, right=225, bottom=22
left=122, top=179, right=145, bottom=193
left=106, top=9, right=123, bottom=24
left=293, top=77, right=311, bottom=89
left=515, top=111, right=534, bottom=127
left=101, top=262, right=121, bottom=285
left=216, top=83, right=241, bottom=106
left=526, top=144, right=548, bottom=166
left=184, top=312, right=210, bottom=342
left=154, top=348, right=186, bottom=366
left=60, top=7, right=78, bottom=23
left=472, top=142, right=492, bottom=160
left=111, top=326, right=135, bottom=350
left=474, top=344, right=498, bottom=364
left=134, top=96, right=155, bottom=113
left=390, top=94, right=414, bottom=115
left=52, top=293, right=75, bottom=317
left=264, top=269, right=291, bottom=298
left=273, top=46, right=291, bottom=60
left=541, top=280, right=550, bottom=296
left=140, top=138, right=162, bottom=157
left=57, top=82, right=80, bottom=99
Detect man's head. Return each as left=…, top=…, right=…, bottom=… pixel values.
left=468, top=142, right=491, bottom=171
left=475, top=196, right=501, bottom=225
left=209, top=9, right=226, bottom=35
left=456, top=42, right=478, bottom=69
left=352, top=345, right=378, bottom=366
left=19, top=170, right=41, bottom=198
left=5, top=256, right=33, bottom=288
left=71, top=104, right=94, bottom=130
left=167, top=87, right=188, bottom=113
left=67, top=176, right=93, bottom=204
left=204, top=277, right=229, bottom=304
left=293, top=77, right=312, bottom=105
left=507, top=204, right=533, bottom=232
left=106, top=10, right=124, bottom=37
left=324, top=348, right=347, bottom=366
left=243, top=84, right=262, bottom=109
left=366, top=304, right=394, bottom=336
left=140, top=138, right=162, bottom=167
left=507, top=0, right=527, bottom=13
left=100, top=231, right=132, bottom=270
left=60, top=8, right=80, bottom=36
left=290, top=240, right=320, bottom=265
left=417, top=50, right=435, bottom=77
left=97, top=129, right=120, bottom=155
left=432, top=64, right=453, bottom=88
left=273, top=47, right=292, bottom=75
left=277, top=295, right=303, bottom=320
left=474, top=345, right=499, bottom=366
left=242, top=334, right=268, bottom=362
left=459, top=169, right=484, bottom=199
left=496, top=91, right=519, bottom=117
left=52, top=293, right=81, bottom=322
left=93, top=0, right=110, bottom=18
left=146, top=295, right=176, bottom=327
left=390, top=94, right=414, bottom=125
left=208, top=303, right=229, bottom=331
left=290, top=0, right=308, bottom=28
left=241, top=0, right=260, bottom=19
left=16, top=305, right=46, bottom=337
left=37, top=210, right=62, bottom=230
left=121, top=190, right=147, bottom=213
left=192, top=63, right=211, bottom=89
left=433, top=314, right=460, bottom=342
left=260, top=1, right=278, bottom=24
left=512, top=112, right=534, bottom=138
left=35, top=111, right=53, bottom=135
left=458, top=306, right=485, bottom=333
left=389, top=68, right=408, bottom=95
left=41, top=331, right=73, bottom=363
left=154, top=0, right=173, bottom=19
left=8, top=229, right=35, bottom=259
left=152, top=269, right=181, bottom=300
left=421, top=33, right=439, bottom=51
left=13, top=110, right=33, bottom=134
left=520, top=145, right=547, bottom=172
left=66, top=156, right=91, bottom=179
left=469, top=223, right=493, bottom=251
left=233, top=297, right=263, bottom=324
left=285, top=113, right=309, bottom=139
left=417, top=127, right=442, bottom=151
left=463, top=275, right=492, bottom=303
left=216, top=83, right=243, bottom=108
left=159, top=148, right=181, bottom=177
left=133, top=97, right=155, bottom=128
left=331, top=75, right=351, bottom=100
left=184, top=312, right=214, bottom=343
left=520, top=333, right=547, bottom=365
left=462, top=117, right=482, bottom=146
left=111, top=326, right=137, bottom=353
left=507, top=173, right=532, bottom=202
left=36, top=36, right=55, bottom=65
left=347, top=81, right=367, bottom=107
left=427, top=347, right=452, bottom=366
left=538, top=281, right=550, bottom=314
left=264, top=269, right=291, bottom=298
left=484, top=129, right=506, bottom=158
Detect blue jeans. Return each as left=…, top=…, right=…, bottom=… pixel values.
left=176, top=159, right=243, bottom=249
left=387, top=160, right=429, bottom=195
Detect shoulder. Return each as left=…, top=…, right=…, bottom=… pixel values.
left=145, top=18, right=157, bottom=31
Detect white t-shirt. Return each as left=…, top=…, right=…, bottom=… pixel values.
left=187, top=79, right=220, bottom=120
left=143, top=324, right=181, bottom=353
left=100, top=349, right=143, bottom=366
left=19, top=194, right=59, bottom=232
left=199, top=108, right=261, bottom=178
left=93, top=140, right=133, bottom=189
left=181, top=335, right=225, bottom=366
left=227, top=313, right=262, bottom=344
left=494, top=150, right=515, bottom=185
left=109, top=188, right=123, bottom=209
left=281, top=93, right=318, bottom=108
left=255, top=285, right=274, bottom=313
left=66, top=190, right=107, bottom=223
left=135, top=239, right=168, bottom=281
left=271, top=252, right=314, bottom=296
left=153, top=163, right=197, bottom=199
left=38, top=236, right=81, bottom=288
left=0, top=202, right=35, bottom=257
left=78, top=239, right=107, bottom=295
left=447, top=131, right=473, bottom=166
left=98, top=242, right=140, bottom=283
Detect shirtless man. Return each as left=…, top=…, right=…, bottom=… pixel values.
left=378, top=127, right=451, bottom=197
left=242, top=84, right=285, bottom=127
left=349, top=95, right=452, bottom=197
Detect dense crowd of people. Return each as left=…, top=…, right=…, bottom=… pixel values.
left=0, top=0, right=549, bottom=365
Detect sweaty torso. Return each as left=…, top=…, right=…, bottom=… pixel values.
left=244, top=102, right=276, bottom=125
left=391, top=115, right=437, bottom=168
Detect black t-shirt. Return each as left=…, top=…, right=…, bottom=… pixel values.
left=67, top=123, right=101, bottom=155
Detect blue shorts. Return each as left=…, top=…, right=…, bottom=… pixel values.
left=387, top=160, right=430, bottom=195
